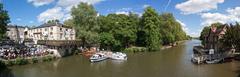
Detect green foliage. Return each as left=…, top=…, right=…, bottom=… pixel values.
left=222, top=23, right=240, bottom=50
left=64, top=19, right=74, bottom=27
left=159, top=13, right=187, bottom=45
left=71, top=2, right=100, bottom=47
left=199, top=26, right=210, bottom=45
left=0, top=3, right=10, bottom=39
left=141, top=7, right=161, bottom=51
left=124, top=47, right=147, bottom=53
left=43, top=56, right=53, bottom=62
left=47, top=19, right=59, bottom=23
left=15, top=58, right=28, bottom=65
left=98, top=13, right=139, bottom=51
left=31, top=58, right=38, bottom=63
left=68, top=3, right=188, bottom=52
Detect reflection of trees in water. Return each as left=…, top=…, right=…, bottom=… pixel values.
left=0, top=68, right=14, bottom=77
left=237, top=66, right=240, bottom=77
left=0, top=61, right=14, bottom=77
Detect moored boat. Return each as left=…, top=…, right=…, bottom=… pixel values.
left=110, top=52, right=127, bottom=60
left=90, top=53, right=108, bottom=62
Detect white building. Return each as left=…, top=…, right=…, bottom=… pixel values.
left=27, top=22, right=76, bottom=43
left=6, top=25, right=27, bottom=43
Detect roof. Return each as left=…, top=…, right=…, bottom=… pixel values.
left=7, top=25, right=26, bottom=28
left=31, top=22, right=72, bottom=29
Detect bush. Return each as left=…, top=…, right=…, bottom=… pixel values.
left=31, top=58, right=38, bottom=63
left=4, top=60, right=14, bottom=66
left=124, top=47, right=147, bottom=53
left=42, top=56, right=53, bottom=62
left=15, top=58, right=28, bottom=65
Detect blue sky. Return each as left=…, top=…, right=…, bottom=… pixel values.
left=1, top=0, right=240, bottom=37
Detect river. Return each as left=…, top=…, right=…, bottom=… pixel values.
left=5, top=40, right=240, bottom=77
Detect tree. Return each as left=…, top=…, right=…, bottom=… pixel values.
left=222, top=23, right=240, bottom=50
left=64, top=19, right=74, bottom=27
left=141, top=7, right=161, bottom=51
left=71, top=2, right=100, bottom=47
left=47, top=19, right=59, bottom=23
left=98, top=13, right=139, bottom=51
left=0, top=3, right=10, bottom=40
left=159, top=13, right=187, bottom=45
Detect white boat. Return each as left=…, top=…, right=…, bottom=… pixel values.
left=205, top=59, right=222, bottom=64
left=110, top=52, right=127, bottom=60
left=90, top=53, right=108, bottom=62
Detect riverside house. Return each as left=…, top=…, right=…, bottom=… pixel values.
left=27, top=22, right=79, bottom=57
left=27, top=22, right=76, bottom=44
left=204, top=24, right=227, bottom=52
left=4, top=22, right=80, bottom=58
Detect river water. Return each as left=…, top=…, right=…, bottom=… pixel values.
left=6, top=40, right=240, bottom=77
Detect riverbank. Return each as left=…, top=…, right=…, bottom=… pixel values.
left=124, top=40, right=187, bottom=53
left=0, top=54, right=57, bottom=66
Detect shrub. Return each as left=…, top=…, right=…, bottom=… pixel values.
left=43, top=56, right=53, bottom=62
left=124, top=47, right=147, bottom=53
left=31, top=58, right=38, bottom=63
left=15, top=58, right=28, bottom=65
left=4, top=60, right=14, bottom=66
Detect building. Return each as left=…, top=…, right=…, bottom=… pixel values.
left=5, top=22, right=78, bottom=57
left=6, top=25, right=27, bottom=44
left=204, top=24, right=227, bottom=52
left=27, top=22, right=76, bottom=43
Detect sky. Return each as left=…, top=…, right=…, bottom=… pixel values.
left=1, top=0, right=240, bottom=37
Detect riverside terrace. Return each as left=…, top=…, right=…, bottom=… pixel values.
left=0, top=40, right=82, bottom=60
left=0, top=40, right=52, bottom=60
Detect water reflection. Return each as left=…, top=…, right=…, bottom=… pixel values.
left=7, top=40, right=240, bottom=77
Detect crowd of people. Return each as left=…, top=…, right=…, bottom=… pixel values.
left=0, top=46, right=52, bottom=60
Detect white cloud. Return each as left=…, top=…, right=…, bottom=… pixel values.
left=27, top=0, right=55, bottom=7
left=227, top=7, right=240, bottom=22
left=143, top=4, right=150, bottom=8
left=38, top=7, right=64, bottom=22
left=57, top=0, right=103, bottom=7
left=201, top=13, right=229, bottom=25
left=115, top=11, right=129, bottom=15
left=190, top=32, right=199, bottom=37
left=175, top=0, right=224, bottom=14
left=37, top=0, right=104, bottom=22
left=201, top=7, right=240, bottom=26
